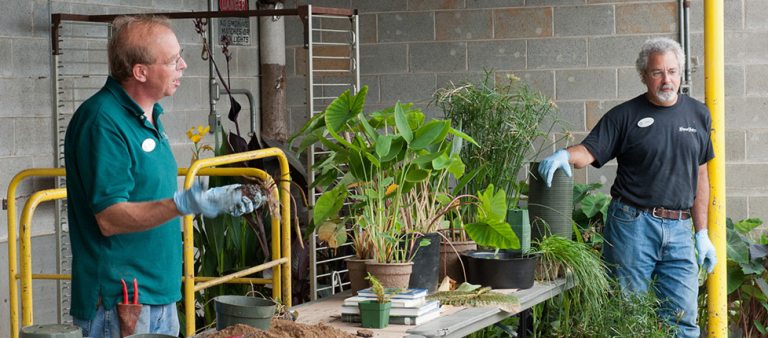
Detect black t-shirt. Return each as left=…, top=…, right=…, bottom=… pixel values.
left=581, top=94, right=714, bottom=209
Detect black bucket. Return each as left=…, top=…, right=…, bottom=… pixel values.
left=408, top=232, right=441, bottom=293
left=460, top=250, right=538, bottom=289
left=214, top=295, right=275, bottom=330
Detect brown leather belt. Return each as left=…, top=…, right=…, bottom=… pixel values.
left=617, top=198, right=691, bottom=220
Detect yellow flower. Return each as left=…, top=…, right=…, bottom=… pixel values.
left=186, top=125, right=210, bottom=145
left=385, top=183, right=398, bottom=196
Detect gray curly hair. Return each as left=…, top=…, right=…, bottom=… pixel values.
left=635, top=37, right=685, bottom=78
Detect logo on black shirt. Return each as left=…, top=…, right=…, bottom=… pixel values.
left=678, top=127, right=697, bottom=133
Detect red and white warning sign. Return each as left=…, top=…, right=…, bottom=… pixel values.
left=218, top=0, right=250, bottom=45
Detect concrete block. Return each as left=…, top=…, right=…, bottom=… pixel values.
left=554, top=5, right=614, bottom=37
left=617, top=68, right=645, bottom=99
left=748, top=196, right=768, bottom=222
left=529, top=0, right=584, bottom=5
left=746, top=0, right=768, bottom=31
left=410, top=42, right=467, bottom=72
left=726, top=130, right=746, bottom=162
left=352, top=0, right=409, bottom=13
left=585, top=99, right=625, bottom=130
left=745, top=64, right=768, bottom=96
left=0, top=77, right=50, bottom=118
left=409, top=0, right=463, bottom=10
left=378, top=12, right=435, bottom=42
left=436, top=72, right=489, bottom=89
left=286, top=75, right=308, bottom=107
left=308, top=0, right=351, bottom=7
left=725, top=97, right=768, bottom=129
left=0, top=39, right=11, bottom=77
left=588, top=36, right=649, bottom=67
left=171, top=77, right=204, bottom=112
left=284, top=16, right=304, bottom=47
left=0, top=119, right=14, bottom=156
left=15, top=118, right=52, bottom=156
left=688, top=0, right=743, bottom=33
left=556, top=69, right=615, bottom=100
left=496, top=70, right=555, bottom=99
left=726, top=195, right=748, bottom=222
left=468, top=40, right=526, bottom=71
left=360, top=14, right=377, bottom=44
left=0, top=0, right=33, bottom=37
left=467, top=0, right=523, bottom=8
left=361, top=75, right=381, bottom=104
left=436, top=10, right=493, bottom=41
left=528, top=38, right=587, bottom=69
left=234, top=47, right=260, bottom=77
left=552, top=100, right=585, bottom=132
left=13, top=38, right=49, bottom=78
left=380, top=73, right=436, bottom=104
left=616, top=3, right=677, bottom=34
left=360, top=43, right=408, bottom=74
left=494, top=7, right=552, bottom=39
left=746, top=130, right=768, bottom=161
left=724, top=31, right=768, bottom=65
left=727, top=163, right=768, bottom=194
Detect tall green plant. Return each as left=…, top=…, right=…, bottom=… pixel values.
left=434, top=73, right=559, bottom=211
left=290, top=86, right=476, bottom=263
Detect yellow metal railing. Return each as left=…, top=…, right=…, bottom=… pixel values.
left=7, top=148, right=292, bottom=338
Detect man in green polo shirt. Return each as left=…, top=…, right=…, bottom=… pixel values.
left=64, top=15, right=254, bottom=337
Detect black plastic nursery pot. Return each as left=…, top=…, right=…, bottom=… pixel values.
left=460, top=250, right=538, bottom=289
left=408, top=232, right=441, bottom=293
left=214, top=295, right=276, bottom=330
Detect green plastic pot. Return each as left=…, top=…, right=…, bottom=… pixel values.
left=358, top=300, right=391, bottom=328
left=214, top=295, right=275, bottom=330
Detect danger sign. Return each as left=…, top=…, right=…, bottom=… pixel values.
left=218, top=0, right=250, bottom=46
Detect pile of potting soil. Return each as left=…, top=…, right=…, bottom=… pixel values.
left=201, top=320, right=355, bottom=338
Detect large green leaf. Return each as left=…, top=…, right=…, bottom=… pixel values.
left=727, top=227, right=750, bottom=265
left=580, top=194, right=611, bottom=219
left=477, top=184, right=507, bottom=223
left=448, top=126, right=479, bottom=147
left=431, top=153, right=451, bottom=170
left=447, top=153, right=466, bottom=179
left=317, top=221, right=348, bottom=248
left=410, top=120, right=449, bottom=150
left=394, top=102, right=413, bottom=143
left=313, top=186, right=347, bottom=225
left=465, top=220, right=520, bottom=249
left=405, top=168, right=430, bottom=182
left=734, top=218, right=763, bottom=234
left=375, top=135, right=393, bottom=158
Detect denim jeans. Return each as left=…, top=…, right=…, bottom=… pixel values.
left=602, top=199, right=699, bottom=338
left=73, top=303, right=179, bottom=338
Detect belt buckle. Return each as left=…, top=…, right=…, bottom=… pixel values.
left=652, top=207, right=665, bottom=219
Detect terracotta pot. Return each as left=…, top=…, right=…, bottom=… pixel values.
left=439, top=240, right=477, bottom=283
left=365, top=262, right=414, bottom=289
left=346, top=258, right=374, bottom=293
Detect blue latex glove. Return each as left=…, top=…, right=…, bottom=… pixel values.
left=695, top=229, right=717, bottom=274
left=174, top=183, right=254, bottom=218
left=538, top=149, right=572, bottom=188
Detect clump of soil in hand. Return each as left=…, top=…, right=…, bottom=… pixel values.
left=202, top=320, right=355, bottom=338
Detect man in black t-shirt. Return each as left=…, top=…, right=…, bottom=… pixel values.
left=538, top=37, right=716, bottom=338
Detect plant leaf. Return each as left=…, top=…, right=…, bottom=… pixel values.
left=375, top=134, right=393, bottom=158
left=313, top=186, right=347, bottom=225
left=465, top=220, right=520, bottom=249
left=405, top=168, right=430, bottom=182
left=317, top=221, right=348, bottom=248
left=448, top=126, right=479, bottom=147
left=394, top=102, right=413, bottom=144
left=734, top=218, right=763, bottom=234
left=410, top=120, right=449, bottom=150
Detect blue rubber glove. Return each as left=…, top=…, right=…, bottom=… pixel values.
left=695, top=229, right=717, bottom=274
left=538, top=149, right=572, bottom=188
left=174, top=183, right=255, bottom=218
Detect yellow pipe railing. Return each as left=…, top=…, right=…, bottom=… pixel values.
left=7, top=148, right=292, bottom=338
left=704, top=0, right=727, bottom=336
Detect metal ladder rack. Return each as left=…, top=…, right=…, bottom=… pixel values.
left=303, top=5, right=361, bottom=301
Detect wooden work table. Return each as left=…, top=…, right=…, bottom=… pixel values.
left=291, top=279, right=570, bottom=338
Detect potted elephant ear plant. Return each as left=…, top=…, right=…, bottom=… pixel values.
left=290, top=86, right=476, bottom=291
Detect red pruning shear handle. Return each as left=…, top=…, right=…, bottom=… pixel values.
left=120, top=278, right=139, bottom=305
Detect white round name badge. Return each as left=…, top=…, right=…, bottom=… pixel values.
left=637, top=117, right=654, bottom=128
left=141, top=138, right=156, bottom=152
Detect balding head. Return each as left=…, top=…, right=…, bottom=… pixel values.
left=108, top=15, right=172, bottom=82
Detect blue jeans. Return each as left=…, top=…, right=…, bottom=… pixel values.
left=73, top=303, right=179, bottom=338
left=602, top=199, right=699, bottom=338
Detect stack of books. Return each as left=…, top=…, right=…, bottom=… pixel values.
left=341, top=288, right=441, bottom=325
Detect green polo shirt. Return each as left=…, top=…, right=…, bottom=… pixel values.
left=64, top=76, right=181, bottom=320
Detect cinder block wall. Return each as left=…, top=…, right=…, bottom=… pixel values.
left=284, top=0, right=767, bottom=222
left=1, top=0, right=766, bottom=336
